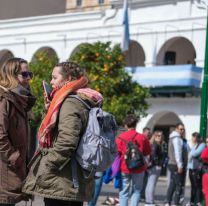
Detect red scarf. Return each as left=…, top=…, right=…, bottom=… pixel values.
left=38, top=76, right=88, bottom=148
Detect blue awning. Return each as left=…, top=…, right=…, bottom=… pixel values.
left=126, top=65, right=203, bottom=88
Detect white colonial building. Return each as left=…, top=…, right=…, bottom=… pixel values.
left=0, top=0, right=207, bottom=142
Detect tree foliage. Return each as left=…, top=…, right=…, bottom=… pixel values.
left=70, top=41, right=149, bottom=125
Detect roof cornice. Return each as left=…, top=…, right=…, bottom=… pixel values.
left=110, top=0, right=182, bottom=8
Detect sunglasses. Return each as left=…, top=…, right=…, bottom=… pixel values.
left=19, top=71, right=33, bottom=79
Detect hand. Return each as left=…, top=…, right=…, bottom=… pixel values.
left=178, top=167, right=183, bottom=174
left=44, top=93, right=51, bottom=110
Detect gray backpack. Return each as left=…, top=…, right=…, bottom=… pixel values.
left=72, top=95, right=117, bottom=179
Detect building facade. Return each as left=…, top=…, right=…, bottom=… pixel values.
left=0, top=0, right=206, bottom=142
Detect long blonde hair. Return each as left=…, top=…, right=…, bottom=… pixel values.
left=150, top=130, right=164, bottom=145
left=0, top=58, right=26, bottom=90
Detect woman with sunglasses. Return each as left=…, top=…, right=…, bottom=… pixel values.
left=145, top=130, right=164, bottom=206
left=17, top=59, right=35, bottom=162
left=23, top=61, right=103, bottom=206
left=0, top=58, right=36, bottom=206
left=17, top=59, right=33, bottom=90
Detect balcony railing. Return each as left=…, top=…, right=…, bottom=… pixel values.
left=126, top=64, right=203, bottom=88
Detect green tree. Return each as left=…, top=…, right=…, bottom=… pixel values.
left=29, top=52, right=58, bottom=127
left=70, top=41, right=149, bottom=125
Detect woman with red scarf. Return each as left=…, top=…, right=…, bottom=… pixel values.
left=22, top=62, right=103, bottom=206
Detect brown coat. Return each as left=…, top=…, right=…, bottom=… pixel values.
left=22, top=97, right=95, bottom=202
left=0, top=86, right=35, bottom=204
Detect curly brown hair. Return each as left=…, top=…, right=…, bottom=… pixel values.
left=55, top=61, right=86, bottom=81
left=123, top=114, right=139, bottom=129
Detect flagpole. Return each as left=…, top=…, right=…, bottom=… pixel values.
left=199, top=4, right=208, bottom=140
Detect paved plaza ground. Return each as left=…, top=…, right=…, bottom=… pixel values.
left=17, top=177, right=191, bottom=206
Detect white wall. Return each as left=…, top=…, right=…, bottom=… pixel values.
left=137, top=97, right=201, bottom=142
left=0, top=0, right=206, bottom=66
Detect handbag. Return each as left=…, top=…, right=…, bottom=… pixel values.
left=193, top=156, right=203, bottom=171
left=111, top=153, right=121, bottom=177
left=192, top=143, right=203, bottom=172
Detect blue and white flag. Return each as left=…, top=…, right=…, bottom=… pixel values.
left=121, top=0, right=130, bottom=52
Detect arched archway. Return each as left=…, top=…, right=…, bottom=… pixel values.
left=157, top=37, right=196, bottom=65
left=0, top=50, right=14, bottom=68
left=69, top=43, right=90, bottom=60
left=146, top=111, right=183, bottom=176
left=146, top=111, right=182, bottom=143
left=125, top=40, right=145, bottom=67
left=31, top=47, right=58, bottom=63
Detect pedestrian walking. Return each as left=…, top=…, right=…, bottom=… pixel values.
left=165, top=123, right=188, bottom=206
left=145, top=130, right=164, bottom=206
left=141, top=127, right=152, bottom=202
left=116, top=114, right=151, bottom=206
left=186, top=132, right=205, bottom=206
left=88, top=172, right=104, bottom=206
left=22, top=61, right=103, bottom=206
left=0, top=58, right=36, bottom=206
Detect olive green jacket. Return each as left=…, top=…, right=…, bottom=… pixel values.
left=22, top=96, right=95, bottom=201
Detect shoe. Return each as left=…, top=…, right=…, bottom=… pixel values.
left=114, top=198, right=119, bottom=204
left=164, top=203, right=170, bottom=206
left=186, top=202, right=194, bottom=206
left=102, top=197, right=112, bottom=205
left=102, top=197, right=119, bottom=205
left=179, top=197, right=184, bottom=205
left=144, top=203, right=156, bottom=206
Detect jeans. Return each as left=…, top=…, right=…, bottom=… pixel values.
left=44, top=198, right=83, bottom=206
left=119, top=172, right=144, bottom=206
left=88, top=172, right=103, bottom=206
left=189, top=169, right=203, bottom=204
left=166, top=165, right=185, bottom=205
left=0, top=204, right=15, bottom=206
left=141, top=171, right=148, bottom=199
left=145, top=166, right=161, bottom=204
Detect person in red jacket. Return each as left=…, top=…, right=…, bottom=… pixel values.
left=116, top=114, right=151, bottom=206
left=201, top=137, right=208, bottom=206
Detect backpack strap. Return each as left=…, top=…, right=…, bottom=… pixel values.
left=68, top=95, right=93, bottom=188
left=118, top=132, right=138, bottom=143
left=69, top=95, right=91, bottom=110
left=131, top=132, right=138, bottom=141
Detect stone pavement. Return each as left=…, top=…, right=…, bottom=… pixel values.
left=17, top=177, right=190, bottom=206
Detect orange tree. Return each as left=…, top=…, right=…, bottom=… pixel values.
left=70, top=41, right=149, bottom=125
